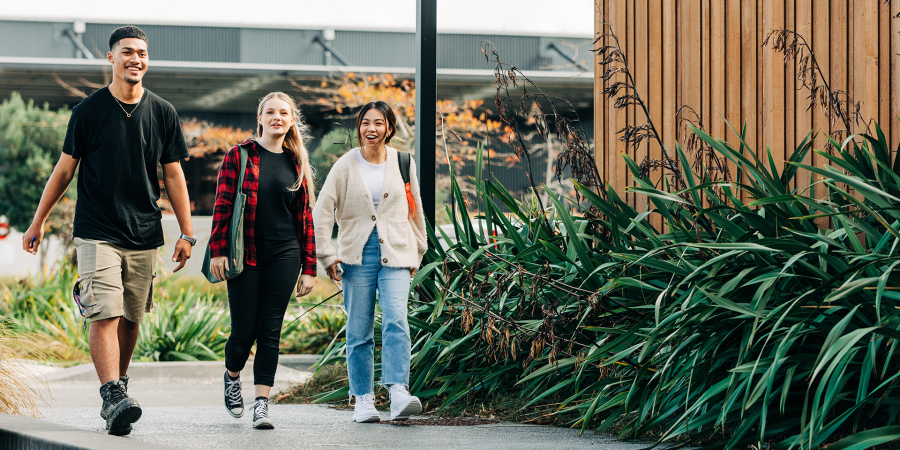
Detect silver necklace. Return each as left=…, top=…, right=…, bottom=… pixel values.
left=111, top=90, right=141, bottom=118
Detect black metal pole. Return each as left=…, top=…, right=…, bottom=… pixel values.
left=415, top=0, right=437, bottom=229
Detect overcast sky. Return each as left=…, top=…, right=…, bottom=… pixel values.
left=1, top=0, right=596, bottom=37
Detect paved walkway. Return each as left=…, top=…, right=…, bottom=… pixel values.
left=33, top=359, right=648, bottom=450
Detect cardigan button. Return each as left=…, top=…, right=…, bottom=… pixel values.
left=371, top=215, right=376, bottom=221
left=382, top=258, right=388, bottom=263
left=383, top=193, right=389, bottom=198
left=379, top=238, right=384, bottom=243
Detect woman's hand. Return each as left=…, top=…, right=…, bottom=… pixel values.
left=210, top=256, right=232, bottom=281
left=296, top=274, right=316, bottom=297
left=410, top=267, right=417, bottom=278
left=325, top=260, right=343, bottom=281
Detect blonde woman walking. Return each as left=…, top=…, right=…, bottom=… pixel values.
left=314, top=101, right=427, bottom=423
left=209, top=92, right=317, bottom=429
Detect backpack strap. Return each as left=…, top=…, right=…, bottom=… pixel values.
left=398, top=150, right=411, bottom=185
left=397, top=151, right=416, bottom=220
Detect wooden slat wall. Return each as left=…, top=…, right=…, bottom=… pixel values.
left=593, top=0, right=900, bottom=211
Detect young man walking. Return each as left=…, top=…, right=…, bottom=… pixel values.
left=22, top=26, right=195, bottom=435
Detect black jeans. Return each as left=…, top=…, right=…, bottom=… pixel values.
left=224, top=238, right=301, bottom=387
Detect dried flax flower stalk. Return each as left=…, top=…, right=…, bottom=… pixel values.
left=592, top=11, right=687, bottom=192
left=763, top=29, right=871, bottom=148
left=480, top=41, right=604, bottom=204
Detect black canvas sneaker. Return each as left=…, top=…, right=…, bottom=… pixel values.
left=99, top=379, right=142, bottom=436
left=252, top=397, right=274, bottom=429
left=224, top=371, right=244, bottom=418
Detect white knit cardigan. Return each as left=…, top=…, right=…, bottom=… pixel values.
left=313, top=147, right=427, bottom=270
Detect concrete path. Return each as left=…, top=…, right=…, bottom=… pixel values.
left=36, top=358, right=312, bottom=410
left=34, top=359, right=647, bottom=450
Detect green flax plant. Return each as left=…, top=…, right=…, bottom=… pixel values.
left=313, top=126, right=900, bottom=449
left=310, top=29, right=900, bottom=448
left=134, top=286, right=229, bottom=362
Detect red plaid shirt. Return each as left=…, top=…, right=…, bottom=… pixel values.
left=209, top=139, right=316, bottom=275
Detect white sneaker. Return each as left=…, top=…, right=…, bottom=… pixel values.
left=389, top=385, right=422, bottom=421
left=352, top=394, right=380, bottom=423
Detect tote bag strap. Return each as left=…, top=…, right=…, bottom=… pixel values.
left=237, top=144, right=248, bottom=194
left=202, top=144, right=250, bottom=284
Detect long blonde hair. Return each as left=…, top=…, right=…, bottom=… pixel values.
left=255, top=92, right=316, bottom=207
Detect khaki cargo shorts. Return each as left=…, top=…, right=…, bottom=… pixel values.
left=74, top=238, right=158, bottom=324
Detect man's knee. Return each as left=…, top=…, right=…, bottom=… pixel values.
left=119, top=317, right=139, bottom=330
left=90, top=316, right=120, bottom=331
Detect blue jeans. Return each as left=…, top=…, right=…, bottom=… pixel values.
left=342, top=229, right=412, bottom=396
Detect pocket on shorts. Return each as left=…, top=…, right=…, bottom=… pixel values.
left=145, top=272, right=156, bottom=313
left=73, top=275, right=99, bottom=318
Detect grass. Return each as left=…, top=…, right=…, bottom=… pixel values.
left=0, top=322, right=53, bottom=416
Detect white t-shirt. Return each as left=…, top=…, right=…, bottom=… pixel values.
left=356, top=149, right=387, bottom=210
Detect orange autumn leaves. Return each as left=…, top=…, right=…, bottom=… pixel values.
left=182, top=119, right=252, bottom=158
left=311, top=73, right=513, bottom=168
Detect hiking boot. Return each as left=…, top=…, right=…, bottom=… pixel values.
left=99, top=380, right=142, bottom=436
left=252, top=397, right=274, bottom=429
left=223, top=372, right=244, bottom=418
left=352, top=393, right=380, bottom=423
left=99, top=375, right=131, bottom=420
left=389, top=385, right=421, bottom=421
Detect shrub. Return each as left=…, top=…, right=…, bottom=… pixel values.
left=0, top=93, right=74, bottom=241
left=314, top=130, right=900, bottom=448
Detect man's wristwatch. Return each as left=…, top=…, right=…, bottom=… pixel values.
left=179, top=233, right=197, bottom=246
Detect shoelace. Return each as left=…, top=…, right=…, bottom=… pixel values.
left=106, top=382, right=128, bottom=405
left=390, top=386, right=410, bottom=401
left=254, top=400, right=269, bottom=419
left=225, top=379, right=243, bottom=407
left=356, top=393, right=376, bottom=408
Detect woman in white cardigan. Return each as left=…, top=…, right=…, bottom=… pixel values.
left=313, top=101, right=427, bottom=423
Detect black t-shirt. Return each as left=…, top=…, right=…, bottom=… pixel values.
left=255, top=144, right=299, bottom=241
left=62, top=87, right=189, bottom=250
